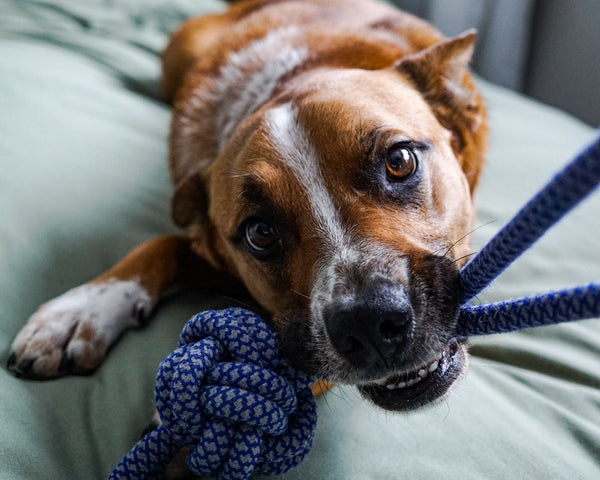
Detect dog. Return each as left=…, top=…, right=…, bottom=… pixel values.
left=9, top=0, right=487, bottom=413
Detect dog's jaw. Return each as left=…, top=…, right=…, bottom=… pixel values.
left=359, top=338, right=468, bottom=411
left=283, top=248, right=467, bottom=412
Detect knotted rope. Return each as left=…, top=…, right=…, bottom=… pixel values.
left=458, top=135, right=600, bottom=335
left=109, top=308, right=317, bottom=480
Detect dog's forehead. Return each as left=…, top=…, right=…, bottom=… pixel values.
left=290, top=68, right=449, bottom=142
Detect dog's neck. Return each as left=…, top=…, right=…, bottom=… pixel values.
left=211, top=26, right=308, bottom=152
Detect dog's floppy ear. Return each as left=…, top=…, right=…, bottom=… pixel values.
left=172, top=174, right=229, bottom=270
left=396, top=29, right=486, bottom=191
left=171, top=172, right=208, bottom=228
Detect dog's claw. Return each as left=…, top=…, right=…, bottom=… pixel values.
left=58, top=353, right=74, bottom=374
left=7, top=352, right=16, bottom=370
left=16, top=358, right=35, bottom=375
left=132, top=300, right=148, bottom=327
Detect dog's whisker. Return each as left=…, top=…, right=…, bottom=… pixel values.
left=291, top=289, right=311, bottom=300
left=221, top=295, right=257, bottom=311
left=434, top=219, right=498, bottom=259
left=451, top=251, right=478, bottom=265
left=327, top=384, right=354, bottom=406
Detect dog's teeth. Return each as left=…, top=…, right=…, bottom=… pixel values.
left=386, top=381, right=407, bottom=390
left=382, top=356, right=444, bottom=391
left=428, top=360, right=439, bottom=373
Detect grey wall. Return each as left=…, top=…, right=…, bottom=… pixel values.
left=392, top=0, right=600, bottom=127
left=392, top=0, right=536, bottom=90
left=525, top=0, right=600, bottom=127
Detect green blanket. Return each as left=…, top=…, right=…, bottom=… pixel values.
left=1, top=1, right=598, bottom=478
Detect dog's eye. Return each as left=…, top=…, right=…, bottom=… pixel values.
left=245, top=219, right=279, bottom=253
left=385, top=145, right=418, bottom=181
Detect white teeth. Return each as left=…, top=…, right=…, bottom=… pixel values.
left=380, top=353, right=445, bottom=390
left=428, top=360, right=439, bottom=373
left=386, top=380, right=407, bottom=390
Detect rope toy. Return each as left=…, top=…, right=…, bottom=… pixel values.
left=110, top=135, right=599, bottom=479
left=109, top=308, right=317, bottom=480
left=458, top=134, right=600, bottom=335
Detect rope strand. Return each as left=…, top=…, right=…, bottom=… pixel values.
left=460, top=136, right=600, bottom=304
left=458, top=283, right=600, bottom=336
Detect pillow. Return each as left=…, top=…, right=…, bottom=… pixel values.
left=1, top=1, right=598, bottom=478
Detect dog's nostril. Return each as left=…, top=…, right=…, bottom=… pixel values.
left=379, top=317, right=408, bottom=343
left=337, top=335, right=363, bottom=354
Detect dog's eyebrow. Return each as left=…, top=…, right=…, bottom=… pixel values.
left=239, top=175, right=268, bottom=204
left=363, top=126, right=385, bottom=151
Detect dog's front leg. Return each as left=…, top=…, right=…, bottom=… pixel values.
left=8, top=235, right=231, bottom=379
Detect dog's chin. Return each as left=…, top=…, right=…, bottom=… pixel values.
left=358, top=338, right=467, bottom=412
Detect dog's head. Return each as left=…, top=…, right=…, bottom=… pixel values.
left=173, top=32, right=486, bottom=411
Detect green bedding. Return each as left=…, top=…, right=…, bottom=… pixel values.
left=1, top=1, right=598, bottom=478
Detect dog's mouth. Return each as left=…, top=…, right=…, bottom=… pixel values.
left=358, top=338, right=467, bottom=411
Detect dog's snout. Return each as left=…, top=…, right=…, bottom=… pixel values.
left=325, top=282, right=414, bottom=368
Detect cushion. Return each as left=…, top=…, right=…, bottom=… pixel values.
left=1, top=1, right=598, bottom=478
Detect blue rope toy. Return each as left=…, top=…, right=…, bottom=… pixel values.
left=109, top=308, right=317, bottom=480
left=110, top=135, right=600, bottom=480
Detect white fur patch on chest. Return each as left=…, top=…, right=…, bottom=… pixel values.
left=216, top=27, right=309, bottom=151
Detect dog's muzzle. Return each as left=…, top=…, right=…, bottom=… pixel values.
left=279, top=253, right=466, bottom=412
left=321, top=254, right=466, bottom=411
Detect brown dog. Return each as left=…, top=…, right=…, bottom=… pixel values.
left=9, top=0, right=486, bottom=412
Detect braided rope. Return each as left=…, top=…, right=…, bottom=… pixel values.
left=460, top=136, right=600, bottom=304
left=458, top=283, right=600, bottom=336
left=109, top=308, right=317, bottom=480
left=458, top=135, right=600, bottom=335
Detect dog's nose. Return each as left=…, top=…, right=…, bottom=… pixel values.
left=325, top=282, right=414, bottom=368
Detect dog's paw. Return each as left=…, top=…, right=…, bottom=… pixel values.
left=8, top=280, right=154, bottom=379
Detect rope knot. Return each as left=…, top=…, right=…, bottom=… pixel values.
left=151, top=308, right=316, bottom=479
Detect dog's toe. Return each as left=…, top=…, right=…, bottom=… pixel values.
left=9, top=309, right=80, bottom=379
left=9, top=281, right=154, bottom=379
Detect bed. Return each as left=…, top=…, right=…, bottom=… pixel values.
left=1, top=1, right=599, bottom=478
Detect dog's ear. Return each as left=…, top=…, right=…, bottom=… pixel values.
left=171, top=173, right=208, bottom=228
left=396, top=29, right=479, bottom=129
left=172, top=174, right=229, bottom=270
left=396, top=30, right=486, bottom=191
